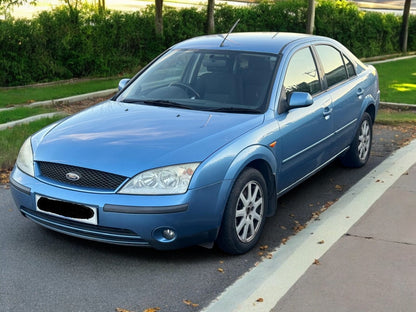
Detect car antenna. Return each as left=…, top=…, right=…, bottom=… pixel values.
left=220, top=19, right=240, bottom=47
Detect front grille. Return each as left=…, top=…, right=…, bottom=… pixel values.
left=37, top=161, right=127, bottom=191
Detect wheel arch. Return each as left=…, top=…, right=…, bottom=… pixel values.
left=365, top=102, right=376, bottom=125
left=223, top=145, right=278, bottom=218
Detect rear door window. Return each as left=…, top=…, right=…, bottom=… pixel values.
left=315, top=45, right=348, bottom=88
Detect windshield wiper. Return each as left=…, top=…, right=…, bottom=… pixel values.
left=210, top=107, right=262, bottom=114
left=122, top=99, right=193, bottom=110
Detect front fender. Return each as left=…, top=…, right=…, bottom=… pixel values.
left=216, top=145, right=278, bottom=219
left=223, top=144, right=277, bottom=181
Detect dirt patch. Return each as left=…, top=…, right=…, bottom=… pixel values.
left=0, top=169, right=10, bottom=186
left=53, top=95, right=115, bottom=115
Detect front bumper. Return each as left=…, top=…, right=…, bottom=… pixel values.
left=10, top=167, right=228, bottom=250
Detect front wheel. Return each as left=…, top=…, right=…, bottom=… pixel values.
left=341, top=112, right=373, bottom=168
left=216, top=168, right=267, bottom=255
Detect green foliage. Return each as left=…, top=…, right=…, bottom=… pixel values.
left=0, top=106, right=56, bottom=124
left=0, top=116, right=63, bottom=170
left=0, top=0, right=414, bottom=87
left=315, top=0, right=401, bottom=57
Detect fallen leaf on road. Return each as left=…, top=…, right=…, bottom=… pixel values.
left=317, top=240, right=325, bottom=244
left=259, top=245, right=268, bottom=250
left=313, top=259, right=320, bottom=265
left=115, top=308, right=133, bottom=312
left=256, top=298, right=264, bottom=302
left=144, top=308, right=160, bottom=312
left=183, top=299, right=199, bottom=307
left=217, top=268, right=224, bottom=273
left=293, top=220, right=305, bottom=233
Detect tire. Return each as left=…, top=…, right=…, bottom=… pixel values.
left=341, top=112, right=373, bottom=168
left=216, top=168, right=267, bottom=255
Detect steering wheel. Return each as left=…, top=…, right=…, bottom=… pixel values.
left=169, top=82, right=200, bottom=99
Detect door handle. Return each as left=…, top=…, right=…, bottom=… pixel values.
left=323, top=107, right=333, bottom=120
left=356, top=88, right=364, bottom=97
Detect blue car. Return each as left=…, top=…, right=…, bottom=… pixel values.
left=10, top=33, right=380, bottom=254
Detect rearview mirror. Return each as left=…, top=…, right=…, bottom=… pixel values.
left=118, top=78, right=130, bottom=91
left=288, top=92, right=313, bottom=109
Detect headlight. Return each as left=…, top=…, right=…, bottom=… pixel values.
left=118, top=163, right=200, bottom=195
left=16, top=137, right=35, bottom=177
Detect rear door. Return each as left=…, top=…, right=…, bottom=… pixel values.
left=313, top=45, right=363, bottom=153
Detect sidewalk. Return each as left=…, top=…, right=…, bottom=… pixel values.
left=271, top=158, right=416, bottom=311
left=203, top=138, right=416, bottom=312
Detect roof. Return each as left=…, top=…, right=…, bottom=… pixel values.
left=171, top=32, right=313, bottom=54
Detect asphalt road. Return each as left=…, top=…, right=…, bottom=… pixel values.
left=1, top=123, right=415, bottom=312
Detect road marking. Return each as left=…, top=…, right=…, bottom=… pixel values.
left=202, top=138, right=416, bottom=312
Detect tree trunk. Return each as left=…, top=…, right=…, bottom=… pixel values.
left=207, top=0, right=215, bottom=34
left=306, top=0, right=315, bottom=35
left=155, top=0, right=163, bottom=37
left=97, top=0, right=105, bottom=14
left=401, top=0, right=411, bottom=53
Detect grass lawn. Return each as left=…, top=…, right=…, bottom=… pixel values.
left=0, top=77, right=120, bottom=108
left=0, top=116, right=63, bottom=170
left=0, top=106, right=57, bottom=124
left=373, top=57, right=416, bottom=104
left=376, top=108, right=416, bottom=125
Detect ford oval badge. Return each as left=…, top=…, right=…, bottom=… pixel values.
left=66, top=172, right=80, bottom=181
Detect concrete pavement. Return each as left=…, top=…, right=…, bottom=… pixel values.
left=271, top=147, right=416, bottom=311
left=203, top=137, right=416, bottom=311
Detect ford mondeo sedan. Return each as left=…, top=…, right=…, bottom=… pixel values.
left=10, top=33, right=379, bottom=254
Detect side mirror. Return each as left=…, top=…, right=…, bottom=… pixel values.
left=118, top=78, right=130, bottom=91
left=288, top=92, right=313, bottom=109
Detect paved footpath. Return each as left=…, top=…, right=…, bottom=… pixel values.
left=203, top=138, right=416, bottom=312
left=271, top=149, right=416, bottom=311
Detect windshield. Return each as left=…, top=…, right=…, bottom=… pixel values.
left=117, top=49, right=278, bottom=113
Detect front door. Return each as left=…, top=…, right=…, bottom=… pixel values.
left=276, top=47, right=334, bottom=194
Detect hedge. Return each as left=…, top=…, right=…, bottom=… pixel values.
left=0, top=0, right=414, bottom=86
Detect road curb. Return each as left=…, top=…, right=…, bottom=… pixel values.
left=202, top=138, right=416, bottom=312
left=0, top=112, right=67, bottom=131
left=380, top=102, right=416, bottom=110
left=0, top=89, right=117, bottom=113
left=26, top=88, right=117, bottom=108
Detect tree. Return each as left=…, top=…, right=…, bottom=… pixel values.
left=207, top=0, right=215, bottom=34
left=155, top=0, right=163, bottom=36
left=401, top=0, right=412, bottom=52
left=306, top=0, right=315, bottom=34
left=0, top=0, right=36, bottom=17
left=62, top=0, right=81, bottom=23
left=97, top=0, right=105, bottom=15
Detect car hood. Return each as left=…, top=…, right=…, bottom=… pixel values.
left=33, top=101, right=264, bottom=177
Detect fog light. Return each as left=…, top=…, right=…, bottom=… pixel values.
left=162, top=229, right=176, bottom=240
